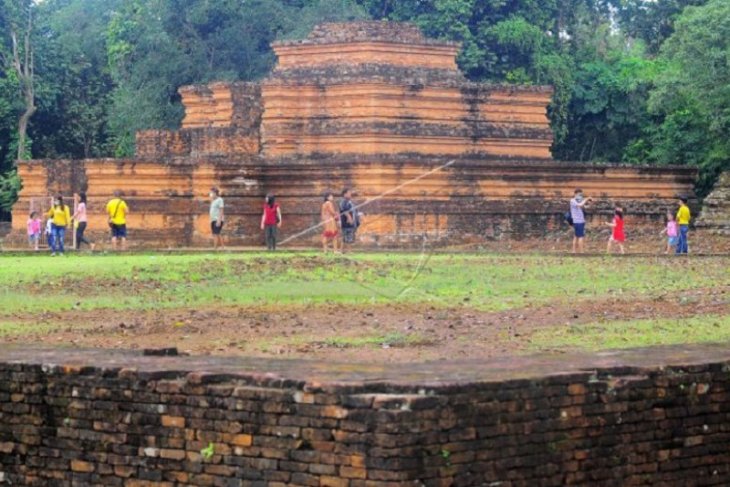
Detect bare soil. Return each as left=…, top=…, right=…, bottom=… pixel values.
left=7, top=286, right=729, bottom=363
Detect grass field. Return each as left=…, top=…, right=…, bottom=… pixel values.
left=1, top=252, right=728, bottom=361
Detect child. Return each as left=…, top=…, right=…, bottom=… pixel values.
left=45, top=217, right=54, bottom=250
left=27, top=212, right=41, bottom=251
left=660, top=211, right=678, bottom=254
left=605, top=206, right=625, bottom=254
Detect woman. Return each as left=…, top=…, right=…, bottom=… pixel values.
left=46, top=196, right=71, bottom=256
left=72, top=192, right=94, bottom=250
left=321, top=192, right=340, bottom=253
left=260, top=194, right=282, bottom=251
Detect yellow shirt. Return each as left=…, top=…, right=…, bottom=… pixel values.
left=106, top=198, right=128, bottom=225
left=676, top=205, right=691, bottom=225
left=47, top=205, right=71, bottom=226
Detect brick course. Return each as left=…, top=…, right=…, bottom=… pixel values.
left=1, top=344, right=730, bottom=485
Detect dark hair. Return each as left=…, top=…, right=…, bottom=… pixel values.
left=266, top=194, right=275, bottom=207
left=113, top=190, right=122, bottom=197
left=79, top=192, right=87, bottom=204
left=55, top=196, right=64, bottom=207
left=211, top=187, right=220, bottom=196
left=342, top=188, right=351, bottom=197
left=679, top=196, right=688, bottom=203
left=615, top=209, right=623, bottom=219
left=323, top=192, right=332, bottom=202
left=30, top=211, right=37, bottom=218
left=574, top=188, right=583, bottom=195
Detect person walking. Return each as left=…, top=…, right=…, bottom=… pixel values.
left=46, top=196, right=71, bottom=256
left=339, top=188, right=360, bottom=251
left=661, top=211, right=678, bottom=254
left=569, top=188, right=592, bottom=253
left=106, top=191, right=129, bottom=251
left=72, top=192, right=94, bottom=251
left=605, top=205, right=625, bottom=254
left=209, top=187, right=225, bottom=249
left=321, top=193, right=340, bottom=253
left=27, top=211, right=41, bottom=251
left=260, top=194, right=282, bottom=251
left=676, top=196, right=691, bottom=255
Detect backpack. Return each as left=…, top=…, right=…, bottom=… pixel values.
left=564, top=211, right=573, bottom=226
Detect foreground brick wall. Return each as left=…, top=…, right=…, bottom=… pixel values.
left=1, top=345, right=730, bottom=485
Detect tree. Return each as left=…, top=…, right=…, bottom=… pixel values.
left=1, top=0, right=35, bottom=161
left=639, top=0, right=730, bottom=194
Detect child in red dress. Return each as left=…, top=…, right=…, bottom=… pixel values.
left=606, top=206, right=625, bottom=254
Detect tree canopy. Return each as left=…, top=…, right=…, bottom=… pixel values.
left=0, top=0, right=728, bottom=214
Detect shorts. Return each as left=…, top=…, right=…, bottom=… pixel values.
left=111, top=224, right=127, bottom=238
left=573, top=223, right=585, bottom=238
left=211, top=221, right=224, bottom=235
left=342, top=227, right=357, bottom=244
left=28, top=234, right=39, bottom=244
left=668, top=236, right=678, bottom=246
left=322, top=230, right=338, bottom=239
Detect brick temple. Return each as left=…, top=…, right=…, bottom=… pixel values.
left=10, top=21, right=698, bottom=248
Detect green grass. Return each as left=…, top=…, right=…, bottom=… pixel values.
left=530, top=314, right=730, bottom=351
left=1, top=252, right=728, bottom=315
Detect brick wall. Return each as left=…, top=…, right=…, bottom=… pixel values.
left=1, top=345, right=730, bottom=485
left=8, top=156, right=699, bottom=249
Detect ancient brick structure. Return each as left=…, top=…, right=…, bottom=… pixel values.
left=1, top=344, right=730, bottom=485
left=10, top=21, right=698, bottom=248
left=696, top=172, right=730, bottom=235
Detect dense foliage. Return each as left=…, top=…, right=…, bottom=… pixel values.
left=0, top=0, right=728, bottom=213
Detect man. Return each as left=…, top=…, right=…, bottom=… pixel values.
left=676, top=196, right=691, bottom=255
left=209, top=187, right=225, bottom=249
left=570, top=188, right=592, bottom=253
left=106, top=190, right=129, bottom=250
left=339, top=188, right=360, bottom=251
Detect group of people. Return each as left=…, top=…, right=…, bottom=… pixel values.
left=28, top=186, right=691, bottom=255
left=568, top=188, right=692, bottom=254
left=208, top=187, right=361, bottom=253
left=26, top=191, right=128, bottom=255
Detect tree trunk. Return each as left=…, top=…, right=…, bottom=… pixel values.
left=11, top=7, right=35, bottom=162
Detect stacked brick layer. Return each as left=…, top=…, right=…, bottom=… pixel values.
left=1, top=344, right=730, bottom=485
left=8, top=157, right=697, bottom=248
left=696, top=172, right=730, bottom=235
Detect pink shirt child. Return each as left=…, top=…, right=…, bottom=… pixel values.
left=27, top=218, right=41, bottom=236
left=666, top=221, right=678, bottom=237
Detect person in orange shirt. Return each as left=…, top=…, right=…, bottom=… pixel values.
left=321, top=193, right=340, bottom=253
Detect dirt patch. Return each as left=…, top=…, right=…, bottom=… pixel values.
left=4, top=286, right=728, bottom=362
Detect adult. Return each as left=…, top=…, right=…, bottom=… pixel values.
left=72, top=192, right=94, bottom=251
left=46, top=196, right=71, bottom=256
left=339, top=188, right=360, bottom=250
left=569, top=188, right=592, bottom=253
left=676, top=196, right=691, bottom=255
left=106, top=191, right=129, bottom=251
left=321, top=193, right=340, bottom=253
left=209, top=187, right=225, bottom=249
left=260, top=194, right=282, bottom=251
